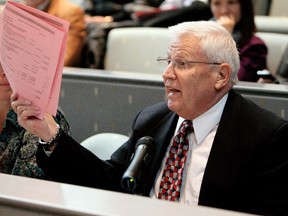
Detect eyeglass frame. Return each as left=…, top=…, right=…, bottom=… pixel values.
left=156, top=57, right=222, bottom=71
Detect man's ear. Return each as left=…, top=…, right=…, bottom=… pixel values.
left=215, top=63, right=231, bottom=90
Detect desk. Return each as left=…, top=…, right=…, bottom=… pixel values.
left=0, top=173, right=255, bottom=216
left=60, top=67, right=288, bottom=142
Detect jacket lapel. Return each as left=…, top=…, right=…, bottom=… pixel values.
left=199, top=90, right=244, bottom=205
left=141, top=111, right=179, bottom=195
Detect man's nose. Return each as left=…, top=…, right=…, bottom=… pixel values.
left=162, top=63, right=172, bottom=76
left=162, top=63, right=176, bottom=80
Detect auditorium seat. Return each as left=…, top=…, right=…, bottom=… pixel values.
left=81, top=133, right=129, bottom=159
left=255, top=16, right=288, bottom=34
left=104, top=27, right=170, bottom=74
left=256, top=32, right=288, bottom=77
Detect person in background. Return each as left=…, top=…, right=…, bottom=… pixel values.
left=82, top=0, right=163, bottom=23
left=141, top=0, right=212, bottom=27
left=159, top=0, right=207, bottom=10
left=83, top=0, right=133, bottom=23
left=209, top=0, right=268, bottom=82
left=11, top=21, right=288, bottom=215
left=0, top=63, right=70, bottom=179
left=22, top=0, right=87, bottom=67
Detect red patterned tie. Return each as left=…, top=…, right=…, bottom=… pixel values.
left=158, top=120, right=193, bottom=201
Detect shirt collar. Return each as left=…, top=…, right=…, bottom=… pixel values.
left=177, top=93, right=228, bottom=144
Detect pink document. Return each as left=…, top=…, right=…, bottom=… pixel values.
left=0, top=1, right=69, bottom=118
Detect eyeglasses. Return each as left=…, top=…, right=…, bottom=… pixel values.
left=157, top=57, right=221, bottom=71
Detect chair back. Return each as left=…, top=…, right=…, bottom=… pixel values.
left=104, top=27, right=170, bottom=74
left=255, top=16, right=288, bottom=34
left=256, top=32, right=288, bottom=76
left=81, top=133, right=129, bottom=160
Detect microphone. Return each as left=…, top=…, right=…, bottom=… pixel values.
left=121, top=136, right=155, bottom=192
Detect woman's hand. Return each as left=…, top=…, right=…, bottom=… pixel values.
left=10, top=92, right=58, bottom=141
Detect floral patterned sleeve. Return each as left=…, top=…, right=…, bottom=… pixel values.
left=10, top=107, right=71, bottom=179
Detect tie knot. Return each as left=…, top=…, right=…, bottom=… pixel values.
left=180, top=120, right=193, bottom=134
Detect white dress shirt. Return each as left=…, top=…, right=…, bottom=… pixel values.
left=150, top=94, right=228, bottom=205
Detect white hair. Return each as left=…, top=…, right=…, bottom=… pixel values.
left=169, top=21, right=240, bottom=84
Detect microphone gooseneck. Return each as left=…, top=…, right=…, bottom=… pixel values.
left=121, top=136, right=155, bottom=192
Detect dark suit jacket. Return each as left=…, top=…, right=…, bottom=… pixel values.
left=37, top=90, right=288, bottom=215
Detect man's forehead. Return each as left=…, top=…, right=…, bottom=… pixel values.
left=168, top=37, right=201, bottom=55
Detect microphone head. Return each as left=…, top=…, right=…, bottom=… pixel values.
left=135, top=136, right=154, bottom=150
left=121, top=136, right=155, bottom=192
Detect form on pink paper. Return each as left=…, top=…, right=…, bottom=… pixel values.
left=0, top=1, right=69, bottom=119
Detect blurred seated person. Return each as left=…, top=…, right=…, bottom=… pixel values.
left=83, top=0, right=164, bottom=23
left=83, top=0, right=211, bottom=27
left=159, top=0, right=207, bottom=10
left=209, top=0, right=270, bottom=82
left=0, top=63, right=70, bottom=179
left=140, top=0, right=211, bottom=27
left=22, top=0, right=87, bottom=67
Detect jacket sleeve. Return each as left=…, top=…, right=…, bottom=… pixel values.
left=36, top=131, right=128, bottom=191
left=249, top=123, right=288, bottom=216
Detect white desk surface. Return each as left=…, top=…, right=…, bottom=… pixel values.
left=0, top=173, right=256, bottom=216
